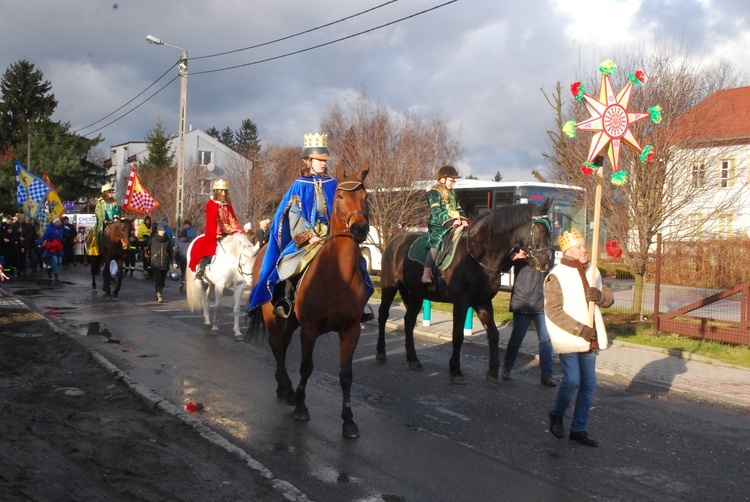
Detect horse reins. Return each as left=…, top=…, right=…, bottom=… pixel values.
left=215, top=238, right=256, bottom=279
left=465, top=215, right=552, bottom=276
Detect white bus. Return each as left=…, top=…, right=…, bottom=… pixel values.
left=361, top=180, right=586, bottom=274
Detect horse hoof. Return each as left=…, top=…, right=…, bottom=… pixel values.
left=408, top=360, right=423, bottom=371
left=342, top=422, right=360, bottom=438
left=294, top=409, right=311, bottom=422
left=210, top=327, right=219, bottom=336
left=112, top=292, right=118, bottom=298
left=107, top=296, right=115, bottom=302
left=234, top=334, right=244, bottom=341
left=91, top=290, right=97, bottom=296
left=375, top=352, right=387, bottom=364
left=451, top=374, right=467, bottom=385
left=485, top=372, right=499, bottom=387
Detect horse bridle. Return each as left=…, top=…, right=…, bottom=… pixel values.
left=466, top=215, right=552, bottom=275
left=326, top=188, right=369, bottom=241
left=216, top=238, right=256, bottom=279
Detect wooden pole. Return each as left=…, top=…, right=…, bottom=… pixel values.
left=587, top=158, right=604, bottom=327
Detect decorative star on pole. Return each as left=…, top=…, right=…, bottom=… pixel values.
left=563, top=61, right=662, bottom=185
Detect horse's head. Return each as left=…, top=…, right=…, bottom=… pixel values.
left=109, top=218, right=131, bottom=251
left=523, top=199, right=554, bottom=273
left=238, top=237, right=260, bottom=288
left=332, top=160, right=370, bottom=244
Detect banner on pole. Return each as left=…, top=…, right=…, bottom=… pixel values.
left=123, top=167, right=160, bottom=215
left=15, top=161, right=51, bottom=220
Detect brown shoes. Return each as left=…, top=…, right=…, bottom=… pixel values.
left=421, top=268, right=433, bottom=284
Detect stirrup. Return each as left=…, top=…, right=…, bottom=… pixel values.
left=360, top=304, right=375, bottom=323
left=273, top=298, right=293, bottom=319
left=194, top=268, right=205, bottom=281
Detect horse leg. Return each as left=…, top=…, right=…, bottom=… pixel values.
left=293, top=328, right=319, bottom=422
left=209, top=284, right=223, bottom=335
left=201, top=283, right=214, bottom=329
left=339, top=325, right=362, bottom=438
left=231, top=285, right=245, bottom=341
left=403, top=294, right=424, bottom=370
left=376, top=285, right=398, bottom=363
left=449, top=305, right=469, bottom=385
left=266, top=313, right=296, bottom=404
left=113, top=266, right=124, bottom=298
left=90, top=258, right=98, bottom=295
left=474, top=304, right=500, bottom=385
left=103, top=261, right=112, bottom=299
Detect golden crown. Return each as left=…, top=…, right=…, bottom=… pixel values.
left=558, top=228, right=585, bottom=253
left=304, top=133, right=328, bottom=149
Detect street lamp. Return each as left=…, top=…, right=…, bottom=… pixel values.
left=146, top=34, right=187, bottom=227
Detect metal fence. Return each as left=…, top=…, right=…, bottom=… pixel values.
left=604, top=234, right=750, bottom=345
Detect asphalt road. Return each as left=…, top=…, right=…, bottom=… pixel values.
left=8, top=266, right=750, bottom=502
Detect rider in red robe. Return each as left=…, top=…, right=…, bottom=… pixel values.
left=189, top=179, right=243, bottom=279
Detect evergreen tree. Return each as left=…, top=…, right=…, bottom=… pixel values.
left=493, top=171, right=503, bottom=182
left=234, top=118, right=261, bottom=158
left=0, top=60, right=106, bottom=213
left=219, top=127, right=235, bottom=149
left=205, top=127, right=220, bottom=140
left=139, top=118, right=174, bottom=173
left=0, top=59, right=57, bottom=153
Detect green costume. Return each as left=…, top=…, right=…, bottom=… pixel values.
left=94, top=197, right=120, bottom=235
left=426, top=187, right=467, bottom=249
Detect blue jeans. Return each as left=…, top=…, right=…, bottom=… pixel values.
left=503, top=313, right=553, bottom=377
left=551, top=351, right=597, bottom=432
left=45, top=252, right=61, bottom=275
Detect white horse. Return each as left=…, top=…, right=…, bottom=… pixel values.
left=185, top=232, right=260, bottom=340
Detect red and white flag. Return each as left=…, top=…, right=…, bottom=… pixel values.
left=123, top=167, right=160, bottom=215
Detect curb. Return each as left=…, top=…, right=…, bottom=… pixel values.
left=1, top=288, right=310, bottom=502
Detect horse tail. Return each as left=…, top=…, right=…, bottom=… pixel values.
left=185, top=265, right=204, bottom=312
left=246, top=305, right=267, bottom=339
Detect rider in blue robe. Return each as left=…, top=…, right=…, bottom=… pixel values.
left=248, top=133, right=373, bottom=320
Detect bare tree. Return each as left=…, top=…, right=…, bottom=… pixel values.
left=543, top=48, right=748, bottom=316
left=321, top=90, right=461, bottom=253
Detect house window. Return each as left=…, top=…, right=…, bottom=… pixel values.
left=687, top=212, right=705, bottom=235
left=717, top=213, right=734, bottom=236
left=198, top=150, right=213, bottom=166
left=719, top=159, right=734, bottom=188
left=691, top=161, right=706, bottom=188
left=200, top=179, right=213, bottom=195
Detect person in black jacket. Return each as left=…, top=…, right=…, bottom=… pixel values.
left=502, top=248, right=557, bottom=387
left=149, top=224, right=174, bottom=303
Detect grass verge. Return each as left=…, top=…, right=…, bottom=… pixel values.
left=370, top=276, right=750, bottom=368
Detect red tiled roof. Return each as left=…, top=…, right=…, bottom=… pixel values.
left=672, top=86, right=750, bottom=146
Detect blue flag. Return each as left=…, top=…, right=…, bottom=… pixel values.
left=16, top=161, right=52, bottom=220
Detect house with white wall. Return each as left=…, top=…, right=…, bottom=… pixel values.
left=666, top=86, right=750, bottom=239
left=104, top=128, right=246, bottom=213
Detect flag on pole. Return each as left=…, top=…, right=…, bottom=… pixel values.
left=123, top=167, right=160, bottom=215
left=15, top=161, right=51, bottom=220
left=43, top=171, right=65, bottom=220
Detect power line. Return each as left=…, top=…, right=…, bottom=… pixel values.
left=192, top=0, right=399, bottom=60
left=72, top=0, right=458, bottom=138
left=192, top=0, right=458, bottom=76
left=80, top=76, right=178, bottom=136
left=71, top=63, right=176, bottom=135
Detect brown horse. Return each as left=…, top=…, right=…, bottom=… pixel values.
left=90, top=218, right=131, bottom=299
left=248, top=161, right=370, bottom=438
left=376, top=199, right=554, bottom=384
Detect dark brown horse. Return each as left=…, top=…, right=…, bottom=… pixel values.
left=90, top=218, right=131, bottom=299
left=248, top=161, right=370, bottom=438
left=376, top=199, right=554, bottom=384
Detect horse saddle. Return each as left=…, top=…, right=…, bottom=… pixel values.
left=407, top=226, right=465, bottom=271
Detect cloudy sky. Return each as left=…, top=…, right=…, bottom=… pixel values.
left=2, top=0, right=749, bottom=181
